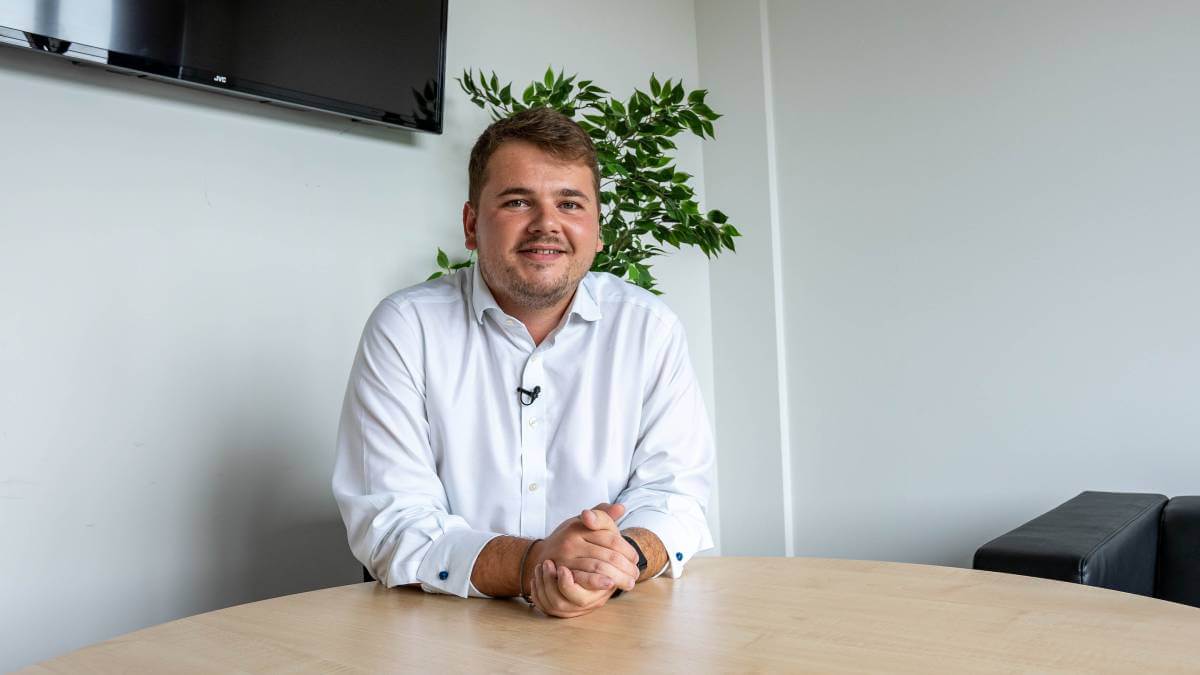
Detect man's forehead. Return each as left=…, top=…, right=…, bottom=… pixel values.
left=483, top=143, right=594, bottom=197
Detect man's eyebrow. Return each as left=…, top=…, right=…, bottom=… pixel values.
left=558, top=188, right=591, bottom=202
left=495, top=186, right=534, bottom=198
left=494, top=186, right=591, bottom=202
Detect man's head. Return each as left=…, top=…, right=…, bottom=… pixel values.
left=463, top=107, right=603, bottom=313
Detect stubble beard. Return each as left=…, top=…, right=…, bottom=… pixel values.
left=482, top=254, right=589, bottom=311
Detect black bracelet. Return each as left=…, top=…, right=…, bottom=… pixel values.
left=518, top=538, right=541, bottom=604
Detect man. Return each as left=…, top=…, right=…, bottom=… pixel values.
left=332, top=107, right=713, bottom=618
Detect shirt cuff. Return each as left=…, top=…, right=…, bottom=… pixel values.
left=415, top=528, right=501, bottom=597
left=619, top=508, right=713, bottom=579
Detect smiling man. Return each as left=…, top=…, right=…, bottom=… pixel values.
left=332, top=107, right=714, bottom=618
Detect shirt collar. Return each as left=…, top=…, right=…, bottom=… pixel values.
left=470, top=263, right=602, bottom=325
left=470, top=262, right=502, bottom=324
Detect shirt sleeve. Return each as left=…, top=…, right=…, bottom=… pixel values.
left=331, top=299, right=500, bottom=597
left=616, top=315, right=715, bottom=578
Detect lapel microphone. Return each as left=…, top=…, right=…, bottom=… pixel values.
left=517, top=385, right=541, bottom=406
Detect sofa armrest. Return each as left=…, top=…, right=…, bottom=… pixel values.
left=973, top=491, right=1167, bottom=596
left=1157, top=496, right=1200, bottom=608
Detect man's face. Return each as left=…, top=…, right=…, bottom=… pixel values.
left=463, top=140, right=602, bottom=312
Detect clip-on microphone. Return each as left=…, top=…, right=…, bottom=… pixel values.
left=517, top=385, right=541, bottom=406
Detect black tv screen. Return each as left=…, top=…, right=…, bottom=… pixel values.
left=0, top=1, right=448, bottom=133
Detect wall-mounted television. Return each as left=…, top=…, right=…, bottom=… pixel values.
left=0, top=1, right=448, bottom=133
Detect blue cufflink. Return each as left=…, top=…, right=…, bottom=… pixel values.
left=438, top=570, right=449, bottom=580
left=676, top=552, right=683, bottom=561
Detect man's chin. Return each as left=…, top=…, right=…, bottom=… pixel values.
left=514, top=286, right=569, bottom=306
left=509, top=277, right=574, bottom=306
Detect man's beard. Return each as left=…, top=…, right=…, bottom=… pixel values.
left=482, top=255, right=584, bottom=311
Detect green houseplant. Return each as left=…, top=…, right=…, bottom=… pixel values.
left=429, top=67, right=740, bottom=295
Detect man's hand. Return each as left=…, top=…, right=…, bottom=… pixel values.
left=530, top=559, right=612, bottom=618
left=536, top=502, right=640, bottom=592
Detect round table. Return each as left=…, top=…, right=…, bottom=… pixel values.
left=23, top=557, right=1200, bottom=672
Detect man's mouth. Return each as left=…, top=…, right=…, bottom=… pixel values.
left=518, top=246, right=566, bottom=262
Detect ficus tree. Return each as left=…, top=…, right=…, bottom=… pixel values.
left=430, top=67, right=740, bottom=295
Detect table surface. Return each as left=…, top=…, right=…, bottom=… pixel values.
left=23, top=557, right=1200, bottom=673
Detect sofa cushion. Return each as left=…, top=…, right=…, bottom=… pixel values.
left=974, top=491, right=1167, bottom=596
left=1156, top=496, right=1200, bottom=608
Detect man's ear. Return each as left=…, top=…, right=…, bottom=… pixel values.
left=462, top=201, right=478, bottom=250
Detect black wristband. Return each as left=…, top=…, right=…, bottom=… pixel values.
left=611, top=535, right=648, bottom=599
left=625, top=534, right=648, bottom=573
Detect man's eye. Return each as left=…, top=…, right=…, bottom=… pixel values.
left=561, top=201, right=582, bottom=210
left=504, top=199, right=529, bottom=207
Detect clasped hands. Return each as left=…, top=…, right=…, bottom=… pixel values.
left=528, top=502, right=640, bottom=618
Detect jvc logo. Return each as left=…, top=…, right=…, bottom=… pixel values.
left=213, top=75, right=228, bottom=84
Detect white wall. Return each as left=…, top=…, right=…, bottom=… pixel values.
left=701, top=0, right=1200, bottom=563
left=0, top=1, right=714, bottom=669
left=695, top=0, right=791, bottom=556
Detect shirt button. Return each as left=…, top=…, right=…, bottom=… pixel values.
left=438, top=570, right=449, bottom=580
left=676, top=552, right=684, bottom=561
left=530, top=354, right=541, bottom=364
left=528, top=482, right=539, bottom=492
left=528, top=417, right=538, bottom=427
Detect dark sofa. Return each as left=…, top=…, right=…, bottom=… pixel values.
left=973, top=491, right=1200, bottom=608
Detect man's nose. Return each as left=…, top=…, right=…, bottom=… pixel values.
left=528, top=202, right=562, bottom=233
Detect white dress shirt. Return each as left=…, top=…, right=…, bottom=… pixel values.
left=332, top=264, right=714, bottom=597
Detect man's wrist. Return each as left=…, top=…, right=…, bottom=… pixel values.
left=620, top=527, right=669, bottom=583
left=520, top=539, right=544, bottom=599
left=471, top=536, right=544, bottom=597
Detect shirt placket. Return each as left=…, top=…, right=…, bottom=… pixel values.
left=519, top=351, right=547, bottom=537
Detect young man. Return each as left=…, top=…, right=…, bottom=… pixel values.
left=332, top=107, right=713, bottom=618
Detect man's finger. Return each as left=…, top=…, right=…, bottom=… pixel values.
left=533, top=560, right=559, bottom=616
left=568, top=554, right=637, bottom=591
left=582, top=541, right=641, bottom=578
left=602, top=503, right=626, bottom=521
left=581, top=528, right=639, bottom=563
left=556, top=565, right=595, bottom=607
left=531, top=559, right=547, bottom=611
left=570, top=570, right=615, bottom=592
left=580, top=508, right=602, bottom=530
left=580, top=508, right=618, bottom=532
left=539, top=561, right=582, bottom=619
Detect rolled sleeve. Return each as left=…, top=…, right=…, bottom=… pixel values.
left=616, top=316, right=715, bottom=578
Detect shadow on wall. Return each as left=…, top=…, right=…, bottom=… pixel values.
left=194, top=419, right=362, bottom=613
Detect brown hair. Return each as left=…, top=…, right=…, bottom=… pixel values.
left=467, top=106, right=600, bottom=206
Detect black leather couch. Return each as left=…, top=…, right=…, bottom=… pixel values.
left=973, top=491, right=1200, bottom=608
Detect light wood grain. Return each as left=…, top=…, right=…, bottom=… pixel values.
left=21, top=557, right=1200, bottom=673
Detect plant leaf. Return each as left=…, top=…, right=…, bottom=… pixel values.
left=442, top=67, right=737, bottom=296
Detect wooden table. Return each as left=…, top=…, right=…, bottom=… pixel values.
left=23, top=557, right=1200, bottom=673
